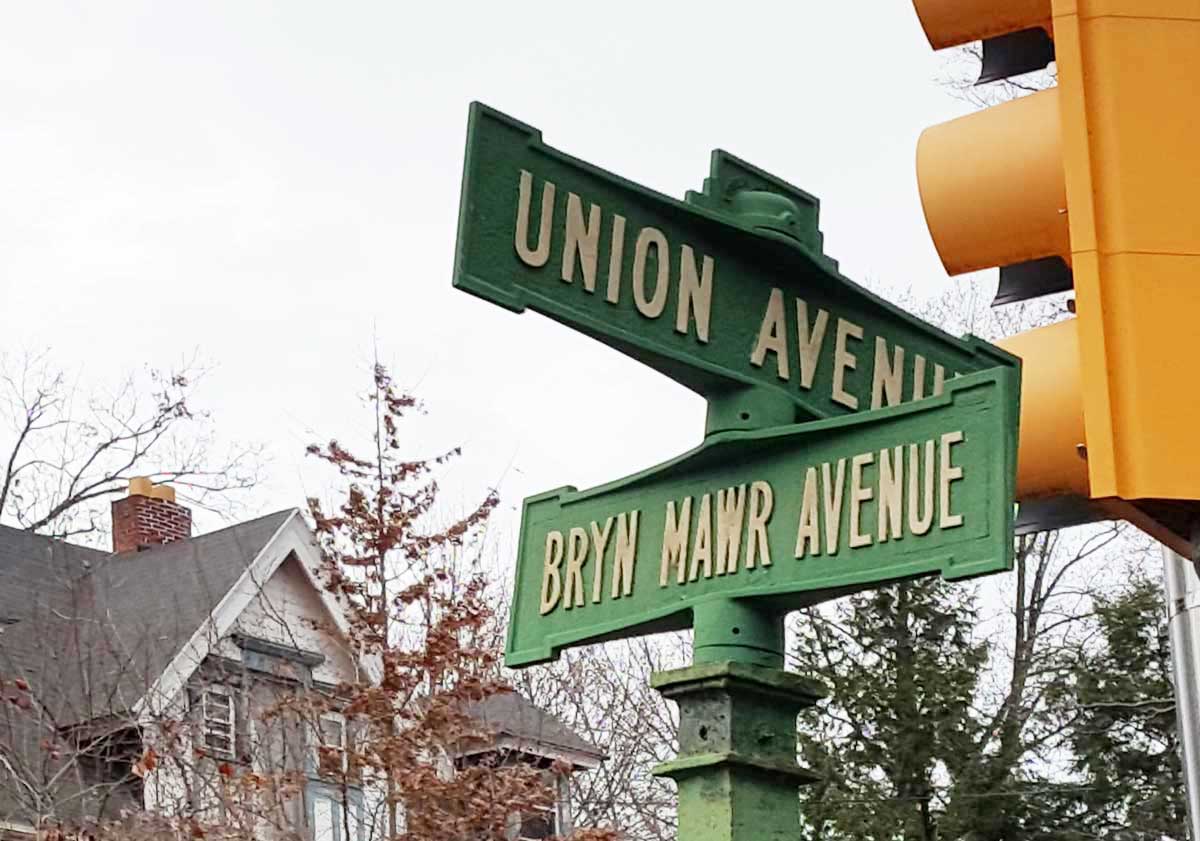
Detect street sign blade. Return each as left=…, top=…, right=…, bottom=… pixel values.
left=455, top=102, right=1017, bottom=423
left=505, top=367, right=1019, bottom=667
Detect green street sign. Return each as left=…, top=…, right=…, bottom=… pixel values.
left=505, top=368, right=1018, bottom=667
left=454, top=102, right=1012, bottom=423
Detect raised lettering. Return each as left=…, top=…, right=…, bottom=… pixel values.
left=908, top=441, right=935, bottom=536
left=939, top=431, right=965, bottom=528
left=746, top=481, right=774, bottom=569
left=562, top=193, right=601, bottom=291
left=590, top=517, right=614, bottom=604
left=715, top=486, right=746, bottom=575
left=564, top=527, right=589, bottom=609
left=611, top=511, right=638, bottom=599
left=871, top=338, right=905, bottom=409
left=822, top=459, right=847, bottom=555
left=832, top=319, right=864, bottom=409
left=796, top=299, right=830, bottom=390
left=849, top=452, right=874, bottom=549
left=515, top=170, right=554, bottom=268
left=661, top=497, right=691, bottom=586
left=933, top=364, right=947, bottom=397
left=689, top=493, right=714, bottom=581
left=633, top=227, right=670, bottom=318
left=795, top=466, right=820, bottom=559
left=677, top=245, right=713, bottom=343
left=605, top=214, right=627, bottom=304
left=751, top=288, right=790, bottom=380
left=878, top=446, right=904, bottom=542
left=912, top=354, right=928, bottom=400
left=540, top=530, right=564, bottom=615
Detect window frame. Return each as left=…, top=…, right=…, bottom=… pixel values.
left=200, top=687, right=236, bottom=761
left=311, top=711, right=348, bottom=776
left=517, top=803, right=558, bottom=840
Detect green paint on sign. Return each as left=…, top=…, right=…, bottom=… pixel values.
left=454, top=102, right=1013, bottom=423
left=505, top=368, right=1018, bottom=667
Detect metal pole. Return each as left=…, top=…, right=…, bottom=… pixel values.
left=649, top=386, right=826, bottom=841
left=1162, top=545, right=1200, bottom=840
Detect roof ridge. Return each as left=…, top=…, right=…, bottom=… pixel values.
left=111, top=508, right=299, bottom=558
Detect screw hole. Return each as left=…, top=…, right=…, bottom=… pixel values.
left=698, top=726, right=709, bottom=740
left=739, top=412, right=750, bottom=421
left=731, top=627, right=741, bottom=635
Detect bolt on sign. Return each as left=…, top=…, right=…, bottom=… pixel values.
left=452, top=103, right=1022, bottom=668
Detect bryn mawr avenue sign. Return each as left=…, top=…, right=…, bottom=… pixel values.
left=507, top=369, right=1016, bottom=666
left=451, top=102, right=1021, bottom=667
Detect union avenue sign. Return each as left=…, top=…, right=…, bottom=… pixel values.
left=454, top=103, right=1013, bottom=423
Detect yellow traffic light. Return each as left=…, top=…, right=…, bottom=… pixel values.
left=912, top=0, right=1200, bottom=548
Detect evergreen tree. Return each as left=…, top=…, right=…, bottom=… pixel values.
left=1046, top=577, right=1187, bottom=839
left=794, top=579, right=987, bottom=840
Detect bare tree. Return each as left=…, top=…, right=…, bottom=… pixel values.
left=0, top=349, right=261, bottom=542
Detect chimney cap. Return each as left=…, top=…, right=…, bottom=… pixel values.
left=127, top=477, right=176, bottom=503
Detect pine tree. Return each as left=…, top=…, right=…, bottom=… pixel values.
left=794, top=579, right=987, bottom=840
left=1046, top=577, right=1187, bottom=839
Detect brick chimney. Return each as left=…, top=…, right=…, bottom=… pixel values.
left=111, top=478, right=192, bottom=553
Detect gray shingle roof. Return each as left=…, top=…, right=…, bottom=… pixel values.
left=0, top=510, right=295, bottom=721
left=466, top=689, right=604, bottom=763
left=0, top=510, right=297, bottom=827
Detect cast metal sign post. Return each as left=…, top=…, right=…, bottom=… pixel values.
left=453, top=103, right=1021, bottom=840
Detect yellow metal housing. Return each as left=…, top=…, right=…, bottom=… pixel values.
left=917, top=90, right=1069, bottom=275
left=917, top=0, right=1200, bottom=504
left=996, top=320, right=1088, bottom=500
left=911, top=0, right=1051, bottom=49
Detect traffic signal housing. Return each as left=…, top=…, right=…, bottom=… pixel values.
left=912, top=0, right=1200, bottom=554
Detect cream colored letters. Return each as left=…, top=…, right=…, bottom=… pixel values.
left=611, top=511, right=638, bottom=599
left=633, top=227, right=670, bottom=318
left=877, top=446, right=904, bottom=542
left=939, top=431, right=965, bottom=528
left=795, top=466, right=820, bottom=559
left=589, top=517, right=614, bottom=604
left=795, top=299, right=829, bottom=390
left=689, top=493, right=714, bottom=581
left=562, top=192, right=601, bottom=291
left=822, top=459, right=847, bottom=554
left=832, top=319, right=864, bottom=409
left=564, top=527, right=589, bottom=609
left=677, top=245, right=713, bottom=343
left=849, top=452, right=874, bottom=549
left=661, top=497, right=691, bottom=586
left=751, top=288, right=790, bottom=380
left=908, top=441, right=935, bottom=536
left=515, top=171, right=555, bottom=268
left=746, top=481, right=774, bottom=569
left=871, top=338, right=905, bottom=409
left=715, top=485, right=746, bottom=576
left=540, top=530, right=564, bottom=615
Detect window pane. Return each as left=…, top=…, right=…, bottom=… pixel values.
left=204, top=691, right=232, bottom=724
left=314, top=797, right=336, bottom=841
left=319, top=718, right=345, bottom=748
left=519, top=810, right=554, bottom=840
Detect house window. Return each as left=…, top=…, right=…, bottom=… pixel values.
left=201, top=688, right=236, bottom=760
left=518, top=806, right=556, bottom=840
left=309, top=787, right=362, bottom=841
left=312, top=712, right=347, bottom=776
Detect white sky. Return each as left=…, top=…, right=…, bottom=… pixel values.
left=0, top=1, right=995, bottom=542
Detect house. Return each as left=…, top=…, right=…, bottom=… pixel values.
left=0, top=480, right=602, bottom=839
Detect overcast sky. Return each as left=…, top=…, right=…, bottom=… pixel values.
left=0, top=2, right=994, bottom=543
